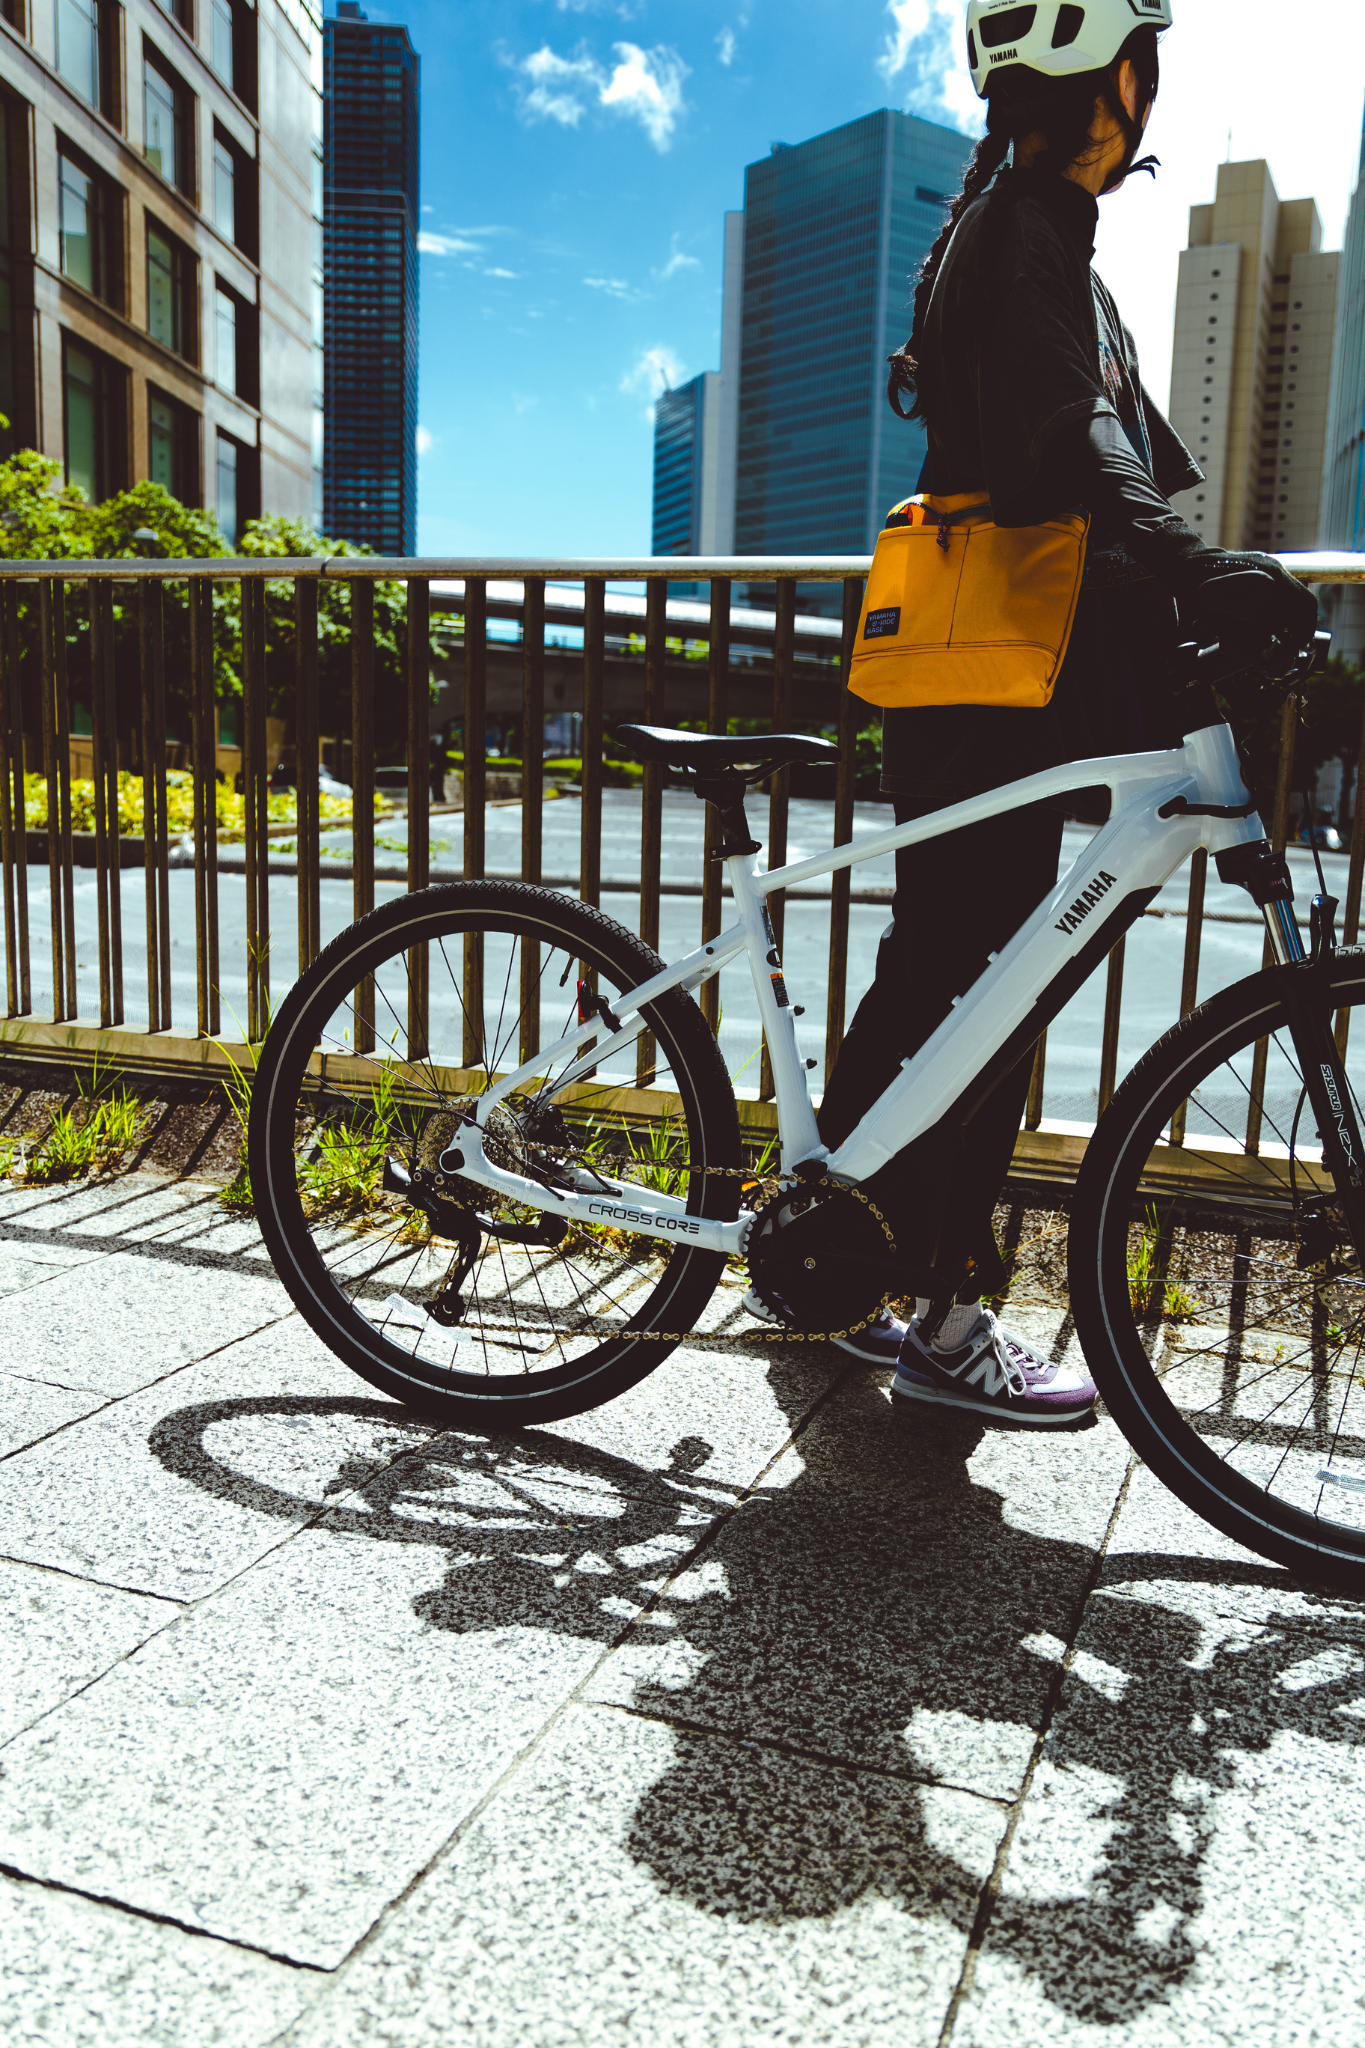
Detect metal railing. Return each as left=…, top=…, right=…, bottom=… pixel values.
left=1, top=551, right=1363, bottom=1169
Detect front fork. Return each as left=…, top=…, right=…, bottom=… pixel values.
left=1217, top=841, right=1365, bottom=1256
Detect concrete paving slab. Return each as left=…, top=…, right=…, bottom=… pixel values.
left=289, top=1703, right=995, bottom=2048
left=0, top=1172, right=214, bottom=1238
left=0, top=1247, right=293, bottom=1398
left=540, top=1324, right=842, bottom=1503
left=0, top=1319, right=416, bottom=1596
left=0, top=1558, right=181, bottom=1746
left=0, top=1522, right=615, bottom=1969
left=0, top=1234, right=108, bottom=1296
left=955, top=1461, right=1365, bottom=2044
left=585, top=1375, right=1131, bottom=1801
left=0, top=1872, right=315, bottom=2047
left=0, top=1369, right=108, bottom=1459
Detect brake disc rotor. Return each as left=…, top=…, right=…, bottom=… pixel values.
left=745, top=1178, right=898, bottom=1334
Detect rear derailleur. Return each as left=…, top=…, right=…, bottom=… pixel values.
left=381, top=1103, right=568, bottom=1325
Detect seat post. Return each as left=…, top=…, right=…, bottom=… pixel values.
left=693, top=772, right=761, bottom=859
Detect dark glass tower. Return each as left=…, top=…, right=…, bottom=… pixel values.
left=733, top=110, right=972, bottom=565
left=323, top=2, right=420, bottom=555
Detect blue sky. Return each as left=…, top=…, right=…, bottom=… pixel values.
left=325, top=1, right=1365, bottom=559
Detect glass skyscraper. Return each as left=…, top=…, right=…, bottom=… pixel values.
left=1323, top=103, right=1365, bottom=555
left=323, top=3, right=420, bottom=555
left=731, top=110, right=973, bottom=562
left=652, top=372, right=720, bottom=556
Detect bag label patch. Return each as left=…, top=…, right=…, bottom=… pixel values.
left=863, top=607, right=901, bottom=640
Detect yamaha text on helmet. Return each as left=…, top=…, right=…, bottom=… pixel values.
left=966, top=0, right=1173, bottom=98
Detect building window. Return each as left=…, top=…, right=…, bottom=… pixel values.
left=148, top=387, right=196, bottom=501
left=147, top=222, right=195, bottom=358
left=63, top=337, right=119, bottom=501
left=56, top=0, right=101, bottom=107
left=211, top=0, right=233, bottom=85
left=59, top=150, right=119, bottom=305
left=216, top=430, right=237, bottom=542
left=213, top=136, right=234, bottom=241
left=144, top=51, right=190, bottom=194
left=215, top=286, right=235, bottom=392
left=156, top=0, right=191, bottom=26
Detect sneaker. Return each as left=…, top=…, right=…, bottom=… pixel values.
left=741, top=1289, right=908, bottom=1365
left=892, top=1308, right=1097, bottom=1427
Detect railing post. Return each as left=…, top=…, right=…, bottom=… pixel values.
left=823, top=576, right=863, bottom=1084
left=241, top=577, right=270, bottom=1042
left=1335, top=682, right=1365, bottom=1057
left=1245, top=692, right=1297, bottom=1155
left=189, top=576, right=220, bottom=1038
left=138, top=578, right=171, bottom=1033
left=580, top=576, right=604, bottom=911
left=1168, top=847, right=1207, bottom=1145
left=637, top=578, right=665, bottom=1085
left=350, top=575, right=375, bottom=1054
left=519, top=576, right=545, bottom=1063
left=760, top=578, right=795, bottom=1099
left=700, top=576, right=730, bottom=1037
left=0, top=583, right=31, bottom=1018
left=0, top=585, right=18, bottom=1015
left=461, top=576, right=486, bottom=1068
left=39, top=579, right=70, bottom=1022
left=295, top=575, right=320, bottom=979
left=90, top=579, right=122, bottom=1027
left=1097, top=935, right=1126, bottom=1115
left=406, top=573, right=430, bottom=1061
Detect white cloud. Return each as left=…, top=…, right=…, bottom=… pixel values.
left=876, top=0, right=983, bottom=134
left=511, top=40, right=688, bottom=151
left=415, top=426, right=433, bottom=457
left=654, top=236, right=702, bottom=283
left=417, top=231, right=484, bottom=256
left=599, top=42, right=688, bottom=150
left=484, top=266, right=520, bottom=278
left=518, top=44, right=602, bottom=127
left=621, top=344, right=685, bottom=414
left=584, top=275, right=640, bottom=300
left=716, top=25, right=736, bottom=66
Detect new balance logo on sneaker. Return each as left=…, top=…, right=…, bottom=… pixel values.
left=893, top=1309, right=1097, bottom=1427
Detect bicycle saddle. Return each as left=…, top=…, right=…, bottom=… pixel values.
left=616, top=724, right=839, bottom=773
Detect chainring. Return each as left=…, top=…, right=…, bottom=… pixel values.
left=745, top=1178, right=898, bottom=1335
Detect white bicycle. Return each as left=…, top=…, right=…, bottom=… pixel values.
left=251, top=606, right=1365, bottom=1589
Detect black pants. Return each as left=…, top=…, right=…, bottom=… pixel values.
left=816, top=797, right=1064, bottom=1301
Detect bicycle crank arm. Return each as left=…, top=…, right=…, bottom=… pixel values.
left=435, top=1129, right=748, bottom=1257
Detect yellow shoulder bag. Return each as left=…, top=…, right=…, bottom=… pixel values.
left=848, top=492, right=1089, bottom=710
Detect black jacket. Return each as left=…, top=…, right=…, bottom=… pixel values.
left=882, top=168, right=1204, bottom=799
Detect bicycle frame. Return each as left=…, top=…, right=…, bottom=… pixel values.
left=451, top=720, right=1273, bottom=1255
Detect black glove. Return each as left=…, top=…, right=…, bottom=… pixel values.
left=1174, top=549, right=1319, bottom=646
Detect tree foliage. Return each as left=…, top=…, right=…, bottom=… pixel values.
left=0, top=454, right=438, bottom=753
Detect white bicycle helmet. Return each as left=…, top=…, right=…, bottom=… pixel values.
left=966, top=0, right=1172, bottom=98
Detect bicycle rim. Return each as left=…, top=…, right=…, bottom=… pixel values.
left=249, top=883, right=742, bottom=1424
left=1072, top=951, right=1365, bottom=1585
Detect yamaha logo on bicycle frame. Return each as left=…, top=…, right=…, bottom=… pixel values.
left=1054, top=870, right=1118, bottom=936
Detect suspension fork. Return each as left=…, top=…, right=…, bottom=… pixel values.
left=1219, top=841, right=1365, bottom=1252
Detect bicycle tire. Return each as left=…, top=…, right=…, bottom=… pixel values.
left=1070, top=948, right=1365, bottom=1590
left=249, top=881, right=743, bottom=1427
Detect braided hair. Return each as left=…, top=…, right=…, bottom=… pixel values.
left=887, top=25, right=1161, bottom=424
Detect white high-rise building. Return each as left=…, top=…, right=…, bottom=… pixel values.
left=1168, top=160, right=1338, bottom=554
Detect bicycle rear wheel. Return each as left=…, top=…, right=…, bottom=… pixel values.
left=249, top=882, right=743, bottom=1428
left=1071, top=950, right=1365, bottom=1591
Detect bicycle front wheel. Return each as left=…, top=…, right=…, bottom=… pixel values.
left=249, top=882, right=742, bottom=1428
left=1071, top=949, right=1365, bottom=1591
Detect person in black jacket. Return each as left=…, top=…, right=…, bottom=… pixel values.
left=757, top=0, right=1318, bottom=1423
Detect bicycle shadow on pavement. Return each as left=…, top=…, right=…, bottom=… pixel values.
left=149, top=1358, right=1365, bottom=2025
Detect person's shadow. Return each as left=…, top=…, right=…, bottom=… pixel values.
left=150, top=1357, right=1365, bottom=2025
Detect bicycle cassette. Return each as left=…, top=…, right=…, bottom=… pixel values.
left=745, top=1178, right=898, bottom=1334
